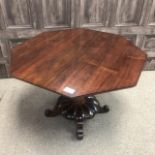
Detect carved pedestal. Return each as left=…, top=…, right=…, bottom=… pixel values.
left=45, top=96, right=109, bottom=140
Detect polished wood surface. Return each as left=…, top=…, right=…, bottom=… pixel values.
left=11, top=28, right=147, bottom=97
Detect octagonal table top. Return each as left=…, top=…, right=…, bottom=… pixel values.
left=11, top=28, right=147, bottom=97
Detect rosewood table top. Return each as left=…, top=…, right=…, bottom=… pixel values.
left=11, top=28, right=147, bottom=98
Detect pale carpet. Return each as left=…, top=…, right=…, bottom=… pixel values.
left=0, top=71, right=155, bottom=155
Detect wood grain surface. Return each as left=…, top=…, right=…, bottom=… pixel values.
left=1, top=0, right=155, bottom=77
left=11, top=28, right=147, bottom=97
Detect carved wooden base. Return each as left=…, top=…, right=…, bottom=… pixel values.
left=45, top=95, right=109, bottom=140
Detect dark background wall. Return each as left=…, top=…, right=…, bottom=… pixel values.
left=0, top=0, right=155, bottom=77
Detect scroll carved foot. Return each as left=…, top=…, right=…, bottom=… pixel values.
left=76, top=120, right=84, bottom=140
left=44, top=95, right=109, bottom=140
left=44, top=109, right=59, bottom=117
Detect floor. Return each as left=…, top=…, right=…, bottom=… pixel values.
left=0, top=71, right=155, bottom=155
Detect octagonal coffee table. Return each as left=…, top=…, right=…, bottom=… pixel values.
left=11, top=28, right=146, bottom=139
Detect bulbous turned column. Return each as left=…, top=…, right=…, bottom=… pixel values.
left=45, top=95, right=109, bottom=140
